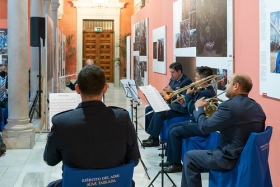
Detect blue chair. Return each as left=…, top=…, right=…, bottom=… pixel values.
left=209, top=126, right=273, bottom=187
left=159, top=114, right=190, bottom=142
left=62, top=160, right=135, bottom=187
left=181, top=131, right=220, bottom=161
left=0, top=108, right=7, bottom=131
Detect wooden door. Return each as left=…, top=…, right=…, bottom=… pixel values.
left=83, top=31, right=114, bottom=82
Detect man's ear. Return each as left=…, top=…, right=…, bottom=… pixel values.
left=233, top=83, right=239, bottom=91
left=75, top=84, right=81, bottom=94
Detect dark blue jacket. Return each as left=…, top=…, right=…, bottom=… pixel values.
left=194, top=94, right=266, bottom=169
left=183, top=85, right=216, bottom=121
left=169, top=74, right=192, bottom=113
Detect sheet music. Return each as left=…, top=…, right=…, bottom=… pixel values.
left=49, top=93, right=82, bottom=128
left=139, top=85, right=170, bottom=113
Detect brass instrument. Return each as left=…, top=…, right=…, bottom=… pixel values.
left=163, top=75, right=222, bottom=103
left=204, top=91, right=226, bottom=118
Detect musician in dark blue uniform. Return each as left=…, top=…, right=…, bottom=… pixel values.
left=142, top=62, right=192, bottom=147
left=163, top=66, right=216, bottom=173
left=181, top=73, right=266, bottom=187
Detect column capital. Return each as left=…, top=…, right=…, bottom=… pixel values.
left=52, top=0, right=60, bottom=10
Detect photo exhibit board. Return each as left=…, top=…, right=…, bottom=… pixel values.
left=56, top=28, right=62, bottom=92
left=260, top=0, right=280, bottom=99
left=45, top=15, right=54, bottom=93
left=173, top=0, right=233, bottom=101
left=152, top=26, right=167, bottom=74
left=61, top=34, right=66, bottom=92
left=132, top=18, right=148, bottom=87
left=0, top=28, right=8, bottom=64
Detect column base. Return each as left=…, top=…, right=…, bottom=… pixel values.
left=2, top=127, right=35, bottom=149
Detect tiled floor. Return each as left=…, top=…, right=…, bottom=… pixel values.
left=0, top=83, right=209, bottom=187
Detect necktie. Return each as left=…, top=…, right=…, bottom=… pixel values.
left=0, top=77, right=5, bottom=102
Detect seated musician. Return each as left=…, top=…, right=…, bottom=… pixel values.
left=66, top=59, right=95, bottom=91
left=142, top=62, right=192, bottom=147
left=181, top=73, right=266, bottom=187
left=44, top=66, right=140, bottom=187
left=162, top=66, right=216, bottom=173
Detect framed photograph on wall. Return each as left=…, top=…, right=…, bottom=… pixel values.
left=152, top=26, right=166, bottom=74
left=132, top=18, right=148, bottom=87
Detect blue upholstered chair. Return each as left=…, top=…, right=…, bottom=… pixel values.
left=181, top=131, right=220, bottom=161
left=62, top=160, right=135, bottom=187
left=208, top=126, right=273, bottom=187
left=159, top=114, right=190, bottom=142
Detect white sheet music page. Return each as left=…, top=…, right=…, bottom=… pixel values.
left=139, top=85, right=170, bottom=112
left=49, top=93, right=82, bottom=129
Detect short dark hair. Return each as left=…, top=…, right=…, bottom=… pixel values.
left=233, top=75, right=253, bottom=93
left=195, top=66, right=213, bottom=78
left=169, top=62, right=183, bottom=72
left=77, top=66, right=105, bottom=96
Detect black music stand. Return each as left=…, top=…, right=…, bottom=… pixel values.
left=139, top=85, right=177, bottom=187
left=120, top=80, right=150, bottom=180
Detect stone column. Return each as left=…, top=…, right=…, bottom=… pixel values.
left=3, top=0, right=35, bottom=148
left=52, top=0, right=60, bottom=93
left=43, top=0, right=52, bottom=17
left=30, top=0, right=43, bottom=117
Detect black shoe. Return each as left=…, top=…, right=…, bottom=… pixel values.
left=0, top=143, right=6, bottom=154
left=164, top=164, right=182, bottom=173
left=141, top=139, right=159, bottom=147
left=142, top=136, right=152, bottom=143
left=159, top=161, right=171, bottom=167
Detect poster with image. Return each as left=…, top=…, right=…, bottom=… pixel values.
left=152, top=26, right=166, bottom=74
left=132, top=18, right=148, bottom=87
left=260, top=0, right=280, bottom=99
left=173, top=0, right=233, bottom=99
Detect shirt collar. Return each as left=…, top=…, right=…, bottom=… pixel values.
left=175, top=74, right=184, bottom=83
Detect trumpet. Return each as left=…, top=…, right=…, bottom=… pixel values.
left=204, top=91, right=226, bottom=118
left=163, top=75, right=222, bottom=103
left=167, top=75, right=224, bottom=103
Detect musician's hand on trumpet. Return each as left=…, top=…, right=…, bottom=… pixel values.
left=195, top=97, right=208, bottom=109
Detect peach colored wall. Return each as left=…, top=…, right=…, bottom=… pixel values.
left=0, top=0, right=7, bottom=20
left=120, top=0, right=133, bottom=35
left=132, top=0, right=280, bottom=186
left=58, top=0, right=77, bottom=75
left=234, top=1, right=280, bottom=186
left=132, top=0, right=177, bottom=93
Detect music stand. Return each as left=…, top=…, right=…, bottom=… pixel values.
left=139, top=85, right=177, bottom=187
left=120, top=79, right=150, bottom=180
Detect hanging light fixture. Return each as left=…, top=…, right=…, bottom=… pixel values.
left=92, top=0, right=108, bottom=7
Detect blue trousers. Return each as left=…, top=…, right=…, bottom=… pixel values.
left=166, top=122, right=209, bottom=164
left=181, top=149, right=230, bottom=187
left=146, top=108, right=185, bottom=138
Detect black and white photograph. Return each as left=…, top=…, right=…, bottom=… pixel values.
left=134, top=19, right=147, bottom=56
left=153, top=42, right=157, bottom=59
left=157, top=38, right=164, bottom=62
left=152, top=26, right=166, bottom=74
left=133, top=56, right=144, bottom=87
left=139, top=61, right=147, bottom=78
